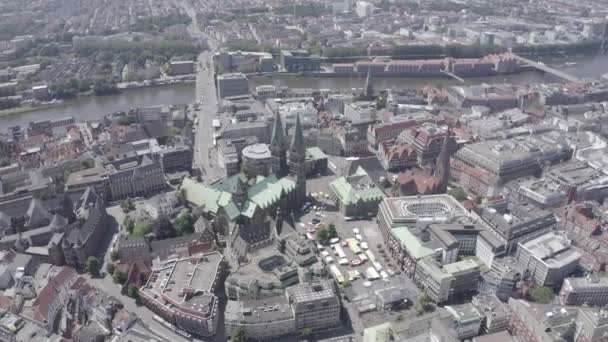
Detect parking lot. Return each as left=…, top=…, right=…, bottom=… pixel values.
left=297, top=174, right=413, bottom=291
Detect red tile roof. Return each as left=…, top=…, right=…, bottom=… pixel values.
left=32, top=267, right=76, bottom=324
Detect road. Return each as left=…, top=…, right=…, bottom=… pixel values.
left=176, top=0, right=224, bottom=182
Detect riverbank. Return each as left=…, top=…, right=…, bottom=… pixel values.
left=0, top=102, right=66, bottom=119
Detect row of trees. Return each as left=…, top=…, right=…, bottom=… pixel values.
left=130, top=14, right=192, bottom=34
left=75, top=39, right=204, bottom=60
left=0, top=98, right=20, bottom=110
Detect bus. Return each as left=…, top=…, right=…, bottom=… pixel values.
left=347, top=239, right=361, bottom=254
left=365, top=250, right=376, bottom=263
left=366, top=267, right=380, bottom=280
left=373, top=261, right=383, bottom=272
left=329, top=264, right=344, bottom=284
left=333, top=245, right=347, bottom=259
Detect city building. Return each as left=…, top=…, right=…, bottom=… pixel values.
left=217, top=73, right=249, bottom=99
left=31, top=85, right=49, bottom=100
left=471, top=293, right=510, bottom=334
left=367, top=112, right=438, bottom=151
left=479, top=199, right=557, bottom=254
left=221, top=120, right=269, bottom=143
left=328, top=166, right=384, bottom=218
left=413, top=258, right=481, bottom=303
left=516, top=231, right=581, bottom=288
left=62, top=187, right=107, bottom=269
left=105, top=155, right=165, bottom=201
left=397, top=122, right=459, bottom=166
left=356, top=1, right=374, bottom=18
left=168, top=61, right=195, bottom=76
left=377, top=141, right=418, bottom=172
left=279, top=50, right=321, bottom=72
left=241, top=143, right=272, bottom=178
left=64, top=166, right=108, bottom=194
left=451, top=133, right=572, bottom=196
left=445, top=304, right=483, bottom=339
left=286, top=280, right=341, bottom=332
left=508, top=299, right=608, bottom=342
left=559, top=274, right=608, bottom=306
left=139, top=253, right=224, bottom=337
left=155, top=144, right=193, bottom=173
left=378, top=194, right=470, bottom=241
left=224, top=297, right=295, bottom=340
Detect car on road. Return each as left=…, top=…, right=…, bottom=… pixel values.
left=353, top=228, right=360, bottom=234
left=312, top=218, right=321, bottom=224
left=329, top=237, right=340, bottom=244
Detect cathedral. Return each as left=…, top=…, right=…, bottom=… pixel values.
left=181, top=112, right=307, bottom=263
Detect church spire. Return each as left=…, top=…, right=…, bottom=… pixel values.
left=436, top=124, right=452, bottom=193
left=270, top=112, right=288, bottom=177
left=290, top=113, right=306, bottom=156
left=364, top=68, right=374, bottom=100
left=271, top=111, right=285, bottom=148
left=289, top=113, right=307, bottom=210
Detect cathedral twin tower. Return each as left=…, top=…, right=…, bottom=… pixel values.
left=270, top=111, right=307, bottom=208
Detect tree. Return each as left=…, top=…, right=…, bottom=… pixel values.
left=151, top=216, right=176, bottom=239
left=326, top=224, right=337, bottom=239
left=415, top=293, right=434, bottom=316
left=86, top=256, right=100, bottom=276
left=174, top=213, right=194, bottom=236
left=316, top=228, right=329, bottom=243
left=529, top=287, right=555, bottom=304
left=132, top=223, right=152, bottom=236
left=112, top=268, right=127, bottom=284
left=124, top=218, right=135, bottom=234
left=448, top=187, right=468, bottom=202
left=106, top=262, right=116, bottom=275
left=127, top=283, right=139, bottom=299
left=231, top=326, right=246, bottom=342
left=301, top=327, right=313, bottom=338
left=110, top=250, right=119, bottom=262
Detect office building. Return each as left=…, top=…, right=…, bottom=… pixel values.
left=356, top=1, right=373, bottom=18
left=217, top=73, right=249, bottom=99
left=451, top=133, right=572, bottom=196
left=508, top=299, right=608, bottom=342
left=156, top=144, right=193, bottom=173
left=139, top=253, right=224, bottom=337
left=378, top=194, right=470, bottom=241
left=286, top=280, right=341, bottom=332
left=559, top=274, right=608, bottom=306
left=445, top=304, right=483, bottom=339
left=279, top=50, right=321, bottom=72
left=516, top=232, right=581, bottom=288
left=168, top=61, right=195, bottom=76
left=479, top=200, right=557, bottom=254
left=225, top=297, right=295, bottom=340
left=471, top=294, right=510, bottom=334
left=221, top=120, right=269, bottom=143
left=414, top=258, right=481, bottom=303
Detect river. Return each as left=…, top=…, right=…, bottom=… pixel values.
left=2, top=53, right=608, bottom=131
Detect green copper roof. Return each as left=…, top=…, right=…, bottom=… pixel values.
left=248, top=174, right=295, bottom=209
left=181, top=178, right=231, bottom=214
left=391, top=227, right=437, bottom=260
left=181, top=174, right=294, bottom=217
left=329, top=167, right=384, bottom=205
